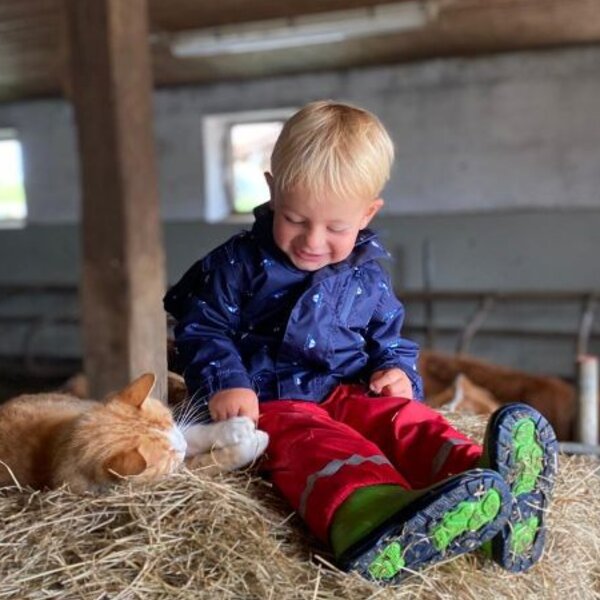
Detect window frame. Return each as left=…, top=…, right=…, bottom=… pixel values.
left=202, top=108, right=295, bottom=223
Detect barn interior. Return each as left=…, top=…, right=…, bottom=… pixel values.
left=0, top=0, right=598, bottom=446
left=0, top=2, right=599, bottom=597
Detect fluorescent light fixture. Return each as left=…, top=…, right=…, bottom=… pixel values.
left=170, top=2, right=439, bottom=58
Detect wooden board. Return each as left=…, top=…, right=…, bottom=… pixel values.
left=0, top=0, right=599, bottom=101
left=64, top=0, right=167, bottom=401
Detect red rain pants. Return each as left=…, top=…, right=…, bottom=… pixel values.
left=258, top=385, right=482, bottom=542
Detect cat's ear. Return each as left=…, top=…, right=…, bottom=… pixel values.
left=117, top=373, right=156, bottom=409
left=104, top=448, right=147, bottom=478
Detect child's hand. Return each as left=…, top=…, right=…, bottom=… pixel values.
left=369, top=368, right=414, bottom=399
left=209, top=388, right=260, bottom=423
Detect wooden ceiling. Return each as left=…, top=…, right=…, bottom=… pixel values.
left=0, top=0, right=599, bottom=103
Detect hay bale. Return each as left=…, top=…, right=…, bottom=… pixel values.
left=0, top=413, right=598, bottom=599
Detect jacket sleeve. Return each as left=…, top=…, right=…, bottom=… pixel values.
left=164, top=251, right=253, bottom=398
left=364, top=270, right=424, bottom=401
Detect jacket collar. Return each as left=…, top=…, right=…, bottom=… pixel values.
left=251, top=202, right=389, bottom=272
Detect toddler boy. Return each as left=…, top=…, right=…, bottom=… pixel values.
left=165, top=100, right=557, bottom=583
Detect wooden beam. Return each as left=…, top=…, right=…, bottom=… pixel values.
left=63, top=0, right=167, bottom=401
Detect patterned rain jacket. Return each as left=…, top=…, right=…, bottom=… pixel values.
left=164, top=203, right=423, bottom=406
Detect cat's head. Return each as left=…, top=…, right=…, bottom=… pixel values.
left=72, top=373, right=187, bottom=487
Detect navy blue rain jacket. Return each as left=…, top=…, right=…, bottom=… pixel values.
left=164, top=204, right=423, bottom=405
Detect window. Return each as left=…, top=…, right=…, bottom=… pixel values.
left=0, top=129, right=27, bottom=223
left=228, top=121, right=283, bottom=214
left=203, top=109, right=293, bottom=222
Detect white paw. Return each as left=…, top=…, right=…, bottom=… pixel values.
left=184, top=423, right=213, bottom=456
left=228, top=429, right=270, bottom=469
left=252, top=429, right=269, bottom=457
left=213, top=416, right=257, bottom=448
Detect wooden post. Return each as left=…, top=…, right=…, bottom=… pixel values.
left=63, top=0, right=167, bottom=401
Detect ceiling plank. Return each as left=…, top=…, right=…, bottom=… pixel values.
left=148, top=0, right=405, bottom=30
left=0, top=0, right=599, bottom=102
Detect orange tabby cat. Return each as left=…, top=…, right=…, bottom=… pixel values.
left=0, top=373, right=186, bottom=492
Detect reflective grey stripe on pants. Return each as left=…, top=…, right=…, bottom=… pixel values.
left=298, top=454, right=392, bottom=518
left=431, top=438, right=472, bottom=478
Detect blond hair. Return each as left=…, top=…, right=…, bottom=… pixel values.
left=270, top=100, right=394, bottom=201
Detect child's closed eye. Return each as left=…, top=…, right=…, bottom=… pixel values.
left=284, top=215, right=304, bottom=225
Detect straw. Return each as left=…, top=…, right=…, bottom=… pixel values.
left=0, top=412, right=598, bottom=599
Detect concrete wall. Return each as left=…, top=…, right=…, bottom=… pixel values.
left=0, top=46, right=599, bottom=378
left=1, top=46, right=599, bottom=224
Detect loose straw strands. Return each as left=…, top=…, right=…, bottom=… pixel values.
left=0, top=412, right=598, bottom=599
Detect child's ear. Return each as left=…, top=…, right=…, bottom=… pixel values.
left=360, top=198, right=384, bottom=229
left=104, top=448, right=147, bottom=478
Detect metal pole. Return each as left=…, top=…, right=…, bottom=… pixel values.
left=577, top=295, right=598, bottom=356
left=422, top=239, right=435, bottom=349
left=456, top=295, right=495, bottom=355
left=576, top=355, right=599, bottom=446
left=559, top=442, right=600, bottom=457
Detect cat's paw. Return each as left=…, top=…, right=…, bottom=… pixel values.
left=184, top=423, right=214, bottom=456
left=220, top=428, right=270, bottom=470
left=183, top=416, right=258, bottom=457
left=185, top=429, right=269, bottom=473
left=212, top=416, right=257, bottom=448
left=247, top=429, right=269, bottom=460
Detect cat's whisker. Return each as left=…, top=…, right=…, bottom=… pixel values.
left=175, top=394, right=210, bottom=431
left=183, top=399, right=205, bottom=424
left=171, top=403, right=187, bottom=425
left=180, top=413, right=206, bottom=432
left=175, top=397, right=201, bottom=428
left=172, top=395, right=197, bottom=424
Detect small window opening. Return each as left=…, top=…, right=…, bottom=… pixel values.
left=0, top=129, right=27, bottom=222
left=227, top=121, right=283, bottom=214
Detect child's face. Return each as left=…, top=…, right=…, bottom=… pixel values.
left=266, top=174, right=383, bottom=272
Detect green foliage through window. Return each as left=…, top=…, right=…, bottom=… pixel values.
left=0, top=132, right=27, bottom=221
left=229, top=121, right=283, bottom=214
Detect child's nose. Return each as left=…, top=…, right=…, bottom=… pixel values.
left=304, top=227, right=325, bottom=250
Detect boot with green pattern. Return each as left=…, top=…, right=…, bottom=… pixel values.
left=331, top=469, right=512, bottom=584
left=479, top=403, right=558, bottom=572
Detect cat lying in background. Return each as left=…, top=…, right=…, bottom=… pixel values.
left=0, top=373, right=269, bottom=493
left=426, top=373, right=501, bottom=416
left=420, top=350, right=576, bottom=440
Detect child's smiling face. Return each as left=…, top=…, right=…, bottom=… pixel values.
left=267, top=174, right=383, bottom=272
